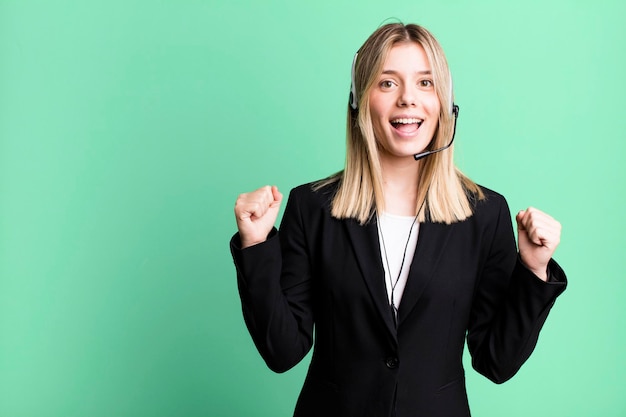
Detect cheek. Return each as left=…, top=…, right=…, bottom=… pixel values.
left=425, top=96, right=441, bottom=115
left=368, top=104, right=388, bottom=132
left=370, top=116, right=387, bottom=140
left=368, top=98, right=383, bottom=120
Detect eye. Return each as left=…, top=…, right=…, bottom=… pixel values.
left=379, top=80, right=397, bottom=89
left=418, top=79, right=434, bottom=88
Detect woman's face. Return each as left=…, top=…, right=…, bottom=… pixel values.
left=368, top=42, right=441, bottom=161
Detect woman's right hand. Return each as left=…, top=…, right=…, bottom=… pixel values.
left=234, top=185, right=283, bottom=249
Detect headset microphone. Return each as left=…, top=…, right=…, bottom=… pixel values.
left=413, top=104, right=459, bottom=161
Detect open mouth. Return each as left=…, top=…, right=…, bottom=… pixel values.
left=390, top=117, right=423, bottom=133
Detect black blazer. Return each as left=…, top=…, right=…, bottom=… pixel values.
left=231, top=181, right=566, bottom=417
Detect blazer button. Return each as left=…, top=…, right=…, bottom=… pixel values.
left=385, top=357, right=399, bottom=369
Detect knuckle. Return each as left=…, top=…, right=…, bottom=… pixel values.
left=236, top=192, right=250, bottom=204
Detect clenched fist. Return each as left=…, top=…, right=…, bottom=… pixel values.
left=516, top=207, right=561, bottom=281
left=234, top=185, right=283, bottom=249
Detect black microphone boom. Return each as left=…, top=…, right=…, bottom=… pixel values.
left=413, top=104, right=460, bottom=161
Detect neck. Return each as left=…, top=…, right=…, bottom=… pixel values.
left=380, top=155, right=422, bottom=216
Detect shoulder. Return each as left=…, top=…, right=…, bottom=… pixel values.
left=470, top=185, right=511, bottom=222
left=289, top=177, right=339, bottom=210
left=475, top=185, right=506, bottom=204
left=279, top=178, right=339, bottom=231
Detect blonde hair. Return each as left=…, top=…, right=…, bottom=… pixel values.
left=316, top=23, right=484, bottom=225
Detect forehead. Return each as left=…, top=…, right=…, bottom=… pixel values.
left=381, top=42, right=430, bottom=71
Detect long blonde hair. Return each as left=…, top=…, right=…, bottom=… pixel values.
left=316, top=23, right=483, bottom=225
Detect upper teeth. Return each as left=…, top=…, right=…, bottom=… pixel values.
left=391, top=118, right=422, bottom=124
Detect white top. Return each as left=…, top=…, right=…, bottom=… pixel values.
left=376, top=212, right=420, bottom=312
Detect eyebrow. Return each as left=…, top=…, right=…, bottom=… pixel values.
left=381, top=69, right=432, bottom=75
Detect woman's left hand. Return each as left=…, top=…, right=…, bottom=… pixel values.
left=515, top=208, right=561, bottom=282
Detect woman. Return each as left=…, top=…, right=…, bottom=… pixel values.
left=230, top=23, right=566, bottom=417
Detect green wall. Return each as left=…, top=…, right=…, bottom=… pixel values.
left=1, top=0, right=624, bottom=415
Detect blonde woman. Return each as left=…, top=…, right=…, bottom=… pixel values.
left=231, top=23, right=566, bottom=417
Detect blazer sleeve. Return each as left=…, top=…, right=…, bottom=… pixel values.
left=230, top=188, right=314, bottom=373
left=466, top=194, right=567, bottom=384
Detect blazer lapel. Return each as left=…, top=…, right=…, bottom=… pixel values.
left=344, top=218, right=398, bottom=339
left=397, top=221, right=453, bottom=326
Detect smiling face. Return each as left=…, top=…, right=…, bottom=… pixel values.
left=368, top=42, right=441, bottom=162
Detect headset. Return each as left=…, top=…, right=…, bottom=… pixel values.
left=348, top=51, right=459, bottom=161
left=349, top=52, right=359, bottom=111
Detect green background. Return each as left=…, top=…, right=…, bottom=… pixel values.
left=1, top=0, right=624, bottom=416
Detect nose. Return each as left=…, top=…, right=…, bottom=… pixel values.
left=397, top=85, right=416, bottom=107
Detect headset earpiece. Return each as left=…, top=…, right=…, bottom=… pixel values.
left=349, top=52, right=359, bottom=110
left=449, top=70, right=456, bottom=117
